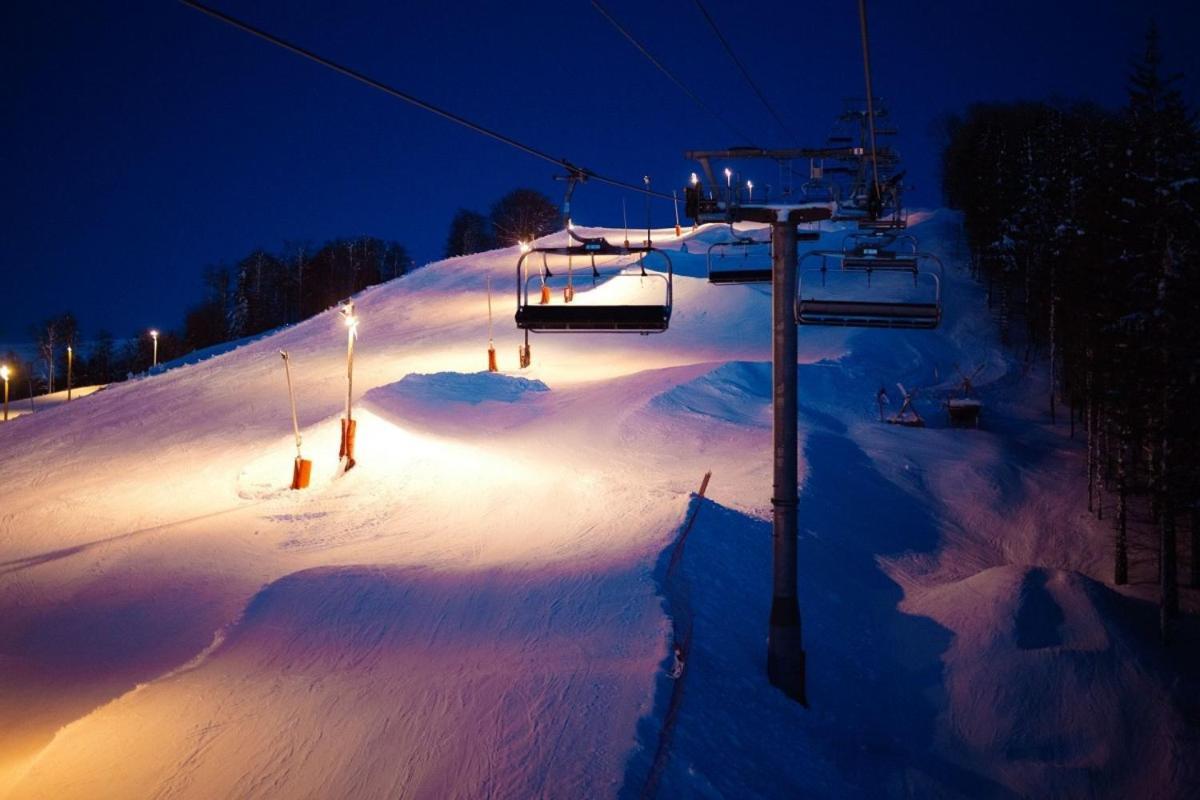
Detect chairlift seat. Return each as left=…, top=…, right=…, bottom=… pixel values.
left=797, top=299, right=939, bottom=328
left=857, top=218, right=908, bottom=231
left=842, top=256, right=918, bottom=272
left=706, top=237, right=771, bottom=284
left=709, top=268, right=772, bottom=284
left=515, top=304, right=670, bottom=332
left=515, top=237, right=673, bottom=334
left=796, top=249, right=943, bottom=329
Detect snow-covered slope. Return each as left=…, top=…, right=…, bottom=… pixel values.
left=0, top=213, right=1195, bottom=798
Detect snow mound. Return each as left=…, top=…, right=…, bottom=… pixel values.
left=908, top=565, right=1182, bottom=798
left=377, top=371, right=549, bottom=406
left=358, top=371, right=549, bottom=438
left=649, top=361, right=771, bottom=427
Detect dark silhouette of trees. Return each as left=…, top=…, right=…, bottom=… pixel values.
left=488, top=188, right=560, bottom=246
left=183, top=235, right=412, bottom=347
left=941, top=27, right=1199, bottom=637
left=444, top=209, right=494, bottom=257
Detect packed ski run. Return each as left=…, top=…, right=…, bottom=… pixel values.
left=0, top=211, right=1196, bottom=798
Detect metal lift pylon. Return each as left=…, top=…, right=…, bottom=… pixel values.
left=686, top=145, right=844, bottom=706
left=766, top=213, right=807, bottom=705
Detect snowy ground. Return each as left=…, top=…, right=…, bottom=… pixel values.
left=0, top=212, right=1196, bottom=799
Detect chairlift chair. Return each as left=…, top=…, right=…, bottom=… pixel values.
left=795, top=249, right=943, bottom=329
left=707, top=232, right=772, bottom=284
left=800, top=180, right=837, bottom=205
left=515, top=232, right=673, bottom=333
left=840, top=230, right=919, bottom=272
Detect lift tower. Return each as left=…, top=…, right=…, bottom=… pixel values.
left=685, top=147, right=856, bottom=705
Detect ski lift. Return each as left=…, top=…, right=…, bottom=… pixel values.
left=841, top=230, right=919, bottom=272
left=707, top=229, right=772, bottom=284
left=795, top=249, right=943, bottom=329
left=515, top=231, right=673, bottom=333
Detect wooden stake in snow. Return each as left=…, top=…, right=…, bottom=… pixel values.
left=486, top=276, right=498, bottom=372
left=519, top=329, right=531, bottom=369
left=644, top=175, right=653, bottom=246
left=564, top=230, right=575, bottom=303
left=279, top=350, right=312, bottom=489
left=339, top=301, right=359, bottom=471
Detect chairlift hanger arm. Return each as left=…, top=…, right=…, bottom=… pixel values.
left=177, top=0, right=672, bottom=201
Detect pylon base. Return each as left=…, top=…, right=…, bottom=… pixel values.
left=767, top=597, right=807, bottom=706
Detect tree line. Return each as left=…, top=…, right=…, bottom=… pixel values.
left=3, top=187, right=563, bottom=404
left=443, top=187, right=561, bottom=257
left=941, top=27, right=1199, bottom=637
left=2, top=235, right=413, bottom=403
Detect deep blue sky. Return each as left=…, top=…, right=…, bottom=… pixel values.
left=3, top=1, right=1197, bottom=340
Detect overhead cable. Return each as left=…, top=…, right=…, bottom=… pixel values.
left=177, top=0, right=672, bottom=200
left=692, top=0, right=798, bottom=146
left=590, top=0, right=757, bottom=146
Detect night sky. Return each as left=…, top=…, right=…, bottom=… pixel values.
left=4, top=1, right=1197, bottom=341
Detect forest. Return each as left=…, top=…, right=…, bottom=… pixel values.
left=940, top=28, right=1199, bottom=634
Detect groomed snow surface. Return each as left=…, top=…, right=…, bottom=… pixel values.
left=1, top=212, right=1197, bottom=798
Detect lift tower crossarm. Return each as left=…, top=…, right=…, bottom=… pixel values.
left=686, top=146, right=871, bottom=189
left=685, top=147, right=868, bottom=161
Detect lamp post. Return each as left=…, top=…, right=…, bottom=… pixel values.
left=150, top=329, right=159, bottom=368
left=643, top=175, right=652, bottom=246
left=747, top=180, right=754, bottom=202
left=338, top=301, right=359, bottom=471
left=1, top=364, right=9, bottom=421
left=690, top=172, right=700, bottom=231
left=519, top=242, right=532, bottom=368
left=67, top=345, right=73, bottom=401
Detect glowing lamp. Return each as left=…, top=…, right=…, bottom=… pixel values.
left=690, top=172, right=698, bottom=186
